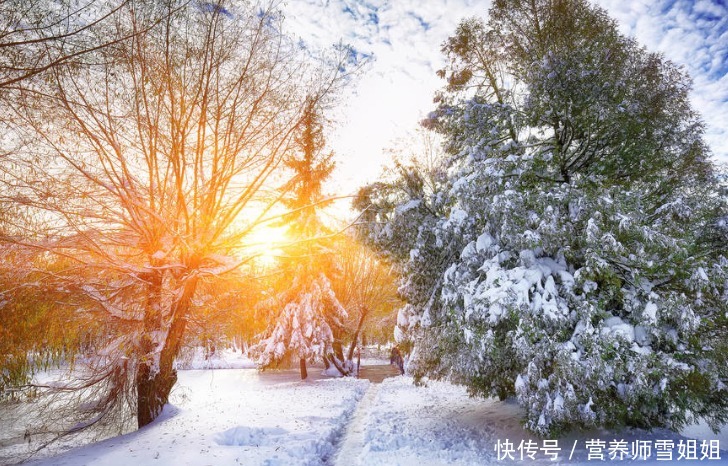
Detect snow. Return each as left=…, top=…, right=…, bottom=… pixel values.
left=601, top=316, right=636, bottom=342
left=395, top=199, right=422, bottom=215
left=644, top=301, right=658, bottom=323
left=475, top=232, right=495, bottom=252
left=175, top=347, right=257, bottom=370
left=446, top=208, right=468, bottom=227
left=5, top=366, right=726, bottom=466
left=634, top=325, right=651, bottom=346
left=19, top=369, right=368, bottom=466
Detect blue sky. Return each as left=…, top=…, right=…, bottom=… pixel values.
left=280, top=0, right=728, bottom=191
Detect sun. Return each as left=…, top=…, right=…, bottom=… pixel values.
left=243, top=224, right=289, bottom=268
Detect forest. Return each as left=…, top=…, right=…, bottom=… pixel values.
left=0, top=0, right=726, bottom=462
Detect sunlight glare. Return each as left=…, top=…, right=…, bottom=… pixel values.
left=243, top=224, right=288, bottom=268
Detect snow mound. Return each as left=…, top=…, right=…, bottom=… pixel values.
left=215, top=426, right=288, bottom=446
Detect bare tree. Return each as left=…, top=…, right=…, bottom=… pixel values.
left=1, top=0, right=349, bottom=432
left=330, top=235, right=401, bottom=361
left=0, top=0, right=143, bottom=88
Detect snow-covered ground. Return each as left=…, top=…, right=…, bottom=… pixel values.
left=3, top=353, right=727, bottom=465
left=355, top=376, right=728, bottom=465
left=16, top=369, right=368, bottom=466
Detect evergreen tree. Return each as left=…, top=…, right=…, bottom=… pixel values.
left=353, top=155, right=458, bottom=365
left=251, top=99, right=347, bottom=379
left=357, top=0, right=728, bottom=435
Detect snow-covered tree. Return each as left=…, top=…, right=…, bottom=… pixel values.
left=0, top=0, right=350, bottom=430
left=253, top=273, right=347, bottom=378
left=353, top=152, right=458, bottom=360
left=357, top=0, right=728, bottom=436
left=250, top=99, right=348, bottom=379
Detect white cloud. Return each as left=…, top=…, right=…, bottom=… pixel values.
left=280, top=0, right=487, bottom=192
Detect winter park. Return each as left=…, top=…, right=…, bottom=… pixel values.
left=1, top=0, right=728, bottom=464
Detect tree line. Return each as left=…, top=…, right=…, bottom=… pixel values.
left=0, top=0, right=398, bottom=449
left=1, top=0, right=726, bottom=452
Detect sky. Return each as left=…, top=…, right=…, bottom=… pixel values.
left=279, top=0, right=728, bottom=196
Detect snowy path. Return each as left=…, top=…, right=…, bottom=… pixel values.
left=333, top=383, right=380, bottom=466
left=357, top=364, right=401, bottom=383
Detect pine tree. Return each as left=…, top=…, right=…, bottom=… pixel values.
left=251, top=99, right=347, bottom=379
left=357, top=0, right=728, bottom=435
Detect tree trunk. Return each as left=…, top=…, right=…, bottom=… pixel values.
left=332, top=340, right=345, bottom=362
left=327, top=352, right=350, bottom=376
left=136, top=274, right=198, bottom=428
left=299, top=358, right=308, bottom=380
left=347, top=307, right=369, bottom=361
left=136, top=359, right=177, bottom=428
